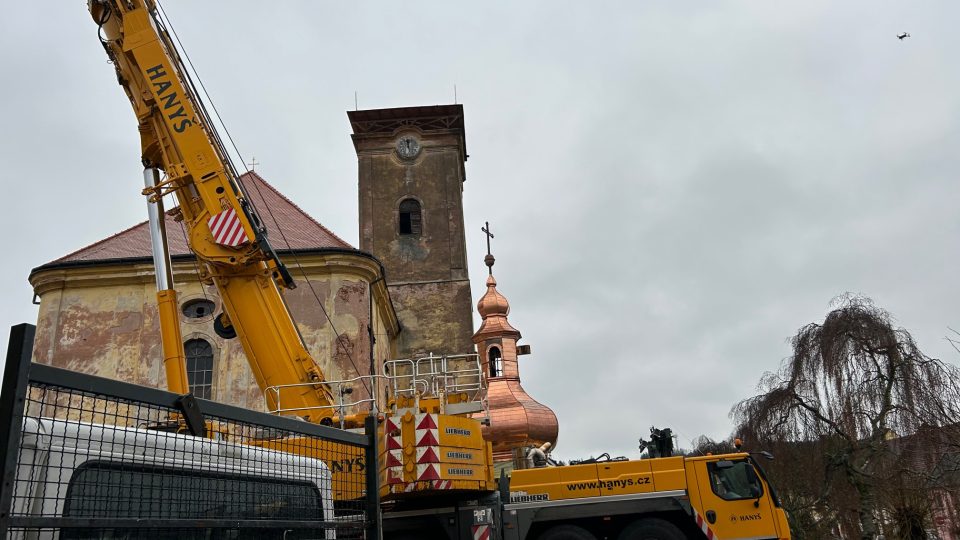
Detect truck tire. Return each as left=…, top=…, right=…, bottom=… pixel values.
left=617, top=518, right=685, bottom=540
left=538, top=524, right=597, bottom=540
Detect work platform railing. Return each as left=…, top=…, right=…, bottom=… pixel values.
left=264, top=353, right=489, bottom=424
left=385, top=353, right=487, bottom=416
left=265, top=374, right=380, bottom=428
left=0, top=324, right=381, bottom=540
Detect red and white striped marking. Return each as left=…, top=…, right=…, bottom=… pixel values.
left=386, top=466, right=404, bottom=485
left=416, top=414, right=438, bottom=430
left=693, top=508, right=719, bottom=540
left=471, top=524, right=490, bottom=540
left=385, top=417, right=402, bottom=451
left=402, top=479, right=453, bottom=492
left=417, top=429, right=440, bottom=446
left=207, top=208, right=250, bottom=247
left=386, top=450, right=403, bottom=467
left=385, top=420, right=404, bottom=485
left=416, top=446, right=440, bottom=464
left=417, top=463, right=441, bottom=481
left=386, top=434, right=402, bottom=450
left=416, top=414, right=440, bottom=446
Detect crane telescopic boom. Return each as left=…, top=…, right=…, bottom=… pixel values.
left=89, top=0, right=337, bottom=421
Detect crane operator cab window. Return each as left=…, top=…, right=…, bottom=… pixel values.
left=707, top=459, right=763, bottom=501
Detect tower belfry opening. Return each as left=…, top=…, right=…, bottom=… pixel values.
left=489, top=346, right=503, bottom=378
left=398, top=199, right=421, bottom=236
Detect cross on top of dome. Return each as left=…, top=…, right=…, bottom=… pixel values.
left=482, top=221, right=495, bottom=275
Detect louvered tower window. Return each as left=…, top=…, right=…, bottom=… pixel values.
left=399, top=199, right=422, bottom=236
left=489, top=346, right=503, bottom=378
left=185, top=338, right=214, bottom=399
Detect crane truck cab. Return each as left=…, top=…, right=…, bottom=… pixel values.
left=11, top=417, right=336, bottom=540
left=505, top=452, right=791, bottom=540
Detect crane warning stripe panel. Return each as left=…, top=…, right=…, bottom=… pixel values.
left=387, top=466, right=405, bottom=485
left=415, top=414, right=438, bottom=430
left=417, top=446, right=440, bottom=464
left=400, top=480, right=452, bottom=492
left=416, top=428, right=440, bottom=447
left=387, top=450, right=403, bottom=467
left=693, top=508, right=719, bottom=540
left=416, top=463, right=489, bottom=482
left=207, top=208, right=250, bottom=247
left=416, top=446, right=488, bottom=466
left=397, top=478, right=489, bottom=494
left=472, top=524, right=491, bottom=540
left=413, top=413, right=486, bottom=449
left=386, top=434, right=403, bottom=450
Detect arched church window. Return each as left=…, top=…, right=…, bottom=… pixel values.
left=489, top=346, right=503, bottom=378
left=184, top=338, right=214, bottom=399
left=399, top=199, right=422, bottom=236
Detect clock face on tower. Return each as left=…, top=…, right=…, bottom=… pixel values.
left=395, top=135, right=421, bottom=160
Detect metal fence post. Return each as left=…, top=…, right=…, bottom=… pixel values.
left=0, top=324, right=36, bottom=537
left=365, top=414, right=382, bottom=540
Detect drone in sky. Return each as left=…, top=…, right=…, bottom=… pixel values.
left=897, top=32, right=911, bottom=40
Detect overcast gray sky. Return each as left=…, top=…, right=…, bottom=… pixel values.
left=1, top=1, right=959, bottom=460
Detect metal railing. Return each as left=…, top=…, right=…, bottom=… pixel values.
left=262, top=353, right=487, bottom=423
left=265, top=374, right=380, bottom=428
left=385, top=353, right=485, bottom=404
left=417, top=353, right=485, bottom=396
left=0, top=324, right=381, bottom=540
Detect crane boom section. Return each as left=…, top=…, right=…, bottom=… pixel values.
left=91, top=0, right=336, bottom=420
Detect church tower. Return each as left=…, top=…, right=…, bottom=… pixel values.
left=349, top=105, right=474, bottom=358
left=472, top=227, right=559, bottom=463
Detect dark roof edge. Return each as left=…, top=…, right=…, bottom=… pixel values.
left=30, top=247, right=386, bottom=280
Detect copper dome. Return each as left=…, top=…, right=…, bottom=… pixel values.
left=473, top=269, right=558, bottom=462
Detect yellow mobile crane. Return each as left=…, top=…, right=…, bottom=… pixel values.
left=87, top=0, right=494, bottom=503
left=85, top=1, right=791, bottom=538
left=90, top=0, right=336, bottom=421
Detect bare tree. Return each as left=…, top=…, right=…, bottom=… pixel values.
left=733, top=295, right=960, bottom=539
left=686, top=435, right=736, bottom=456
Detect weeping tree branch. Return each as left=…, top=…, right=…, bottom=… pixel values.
left=732, top=295, right=960, bottom=540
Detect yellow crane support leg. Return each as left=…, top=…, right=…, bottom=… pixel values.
left=157, top=289, right=188, bottom=395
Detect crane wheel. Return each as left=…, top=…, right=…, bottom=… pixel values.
left=538, top=524, right=597, bottom=540
left=617, top=517, right=685, bottom=540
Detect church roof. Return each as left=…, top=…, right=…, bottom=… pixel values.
left=43, top=171, right=352, bottom=266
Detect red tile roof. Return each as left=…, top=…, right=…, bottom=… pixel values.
left=49, top=171, right=352, bottom=265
